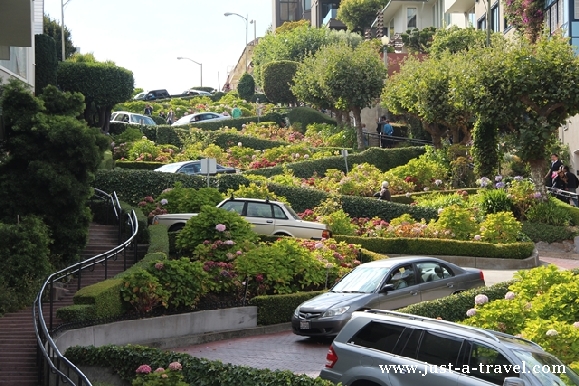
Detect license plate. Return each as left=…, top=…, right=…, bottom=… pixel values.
left=300, top=321, right=310, bottom=329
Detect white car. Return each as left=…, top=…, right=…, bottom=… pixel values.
left=152, top=197, right=332, bottom=239
left=171, top=112, right=231, bottom=127
left=110, top=111, right=156, bottom=126
left=182, top=89, right=213, bottom=97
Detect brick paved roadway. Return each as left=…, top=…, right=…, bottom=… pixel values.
left=171, top=256, right=579, bottom=378
left=173, top=330, right=331, bottom=377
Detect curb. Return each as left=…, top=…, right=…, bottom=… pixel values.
left=141, top=322, right=292, bottom=350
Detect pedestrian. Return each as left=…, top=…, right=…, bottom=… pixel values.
left=544, top=153, right=562, bottom=187
left=381, top=119, right=394, bottom=148
left=361, top=123, right=369, bottom=147
left=563, top=165, right=579, bottom=206
left=552, top=167, right=569, bottom=203
left=159, top=111, right=166, bottom=120
left=378, top=181, right=391, bottom=201
left=144, top=104, right=153, bottom=115
left=231, top=105, right=242, bottom=119
left=166, top=109, right=175, bottom=124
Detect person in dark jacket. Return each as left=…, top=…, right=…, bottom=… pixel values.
left=564, top=165, right=579, bottom=206
left=545, top=153, right=562, bottom=187
left=378, top=181, right=391, bottom=201
left=552, top=168, right=569, bottom=203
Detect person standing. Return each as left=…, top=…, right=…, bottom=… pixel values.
left=564, top=165, right=579, bottom=206
left=545, top=153, right=562, bottom=187
left=144, top=104, right=153, bottom=115
left=231, top=105, right=242, bottom=119
left=378, top=181, right=391, bottom=201
left=166, top=109, right=175, bottom=124
left=381, top=119, right=394, bottom=148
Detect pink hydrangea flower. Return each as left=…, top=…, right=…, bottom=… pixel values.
left=215, top=224, right=226, bottom=232
left=466, top=308, right=477, bottom=317
left=573, top=322, right=579, bottom=329
left=136, top=364, right=152, bottom=374
left=154, top=367, right=165, bottom=373
left=504, top=291, right=515, bottom=300
left=474, top=235, right=481, bottom=241
left=168, top=362, right=182, bottom=371
left=474, top=294, right=489, bottom=305
left=154, top=262, right=164, bottom=270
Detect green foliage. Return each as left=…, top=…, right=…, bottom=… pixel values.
left=35, top=34, right=58, bottom=94
left=227, top=182, right=286, bottom=202
left=147, top=225, right=171, bottom=256
left=323, top=209, right=357, bottom=236
left=398, top=281, right=512, bottom=322
left=551, top=198, right=579, bottom=225
left=113, top=127, right=144, bottom=144
left=337, top=0, right=387, bottom=32
left=476, top=188, right=514, bottom=215
left=58, top=278, right=125, bottom=322
left=434, top=205, right=477, bottom=240
left=521, top=222, right=578, bottom=243
left=413, top=192, right=468, bottom=209
left=286, top=107, right=337, bottom=133
left=262, top=61, right=299, bottom=104
left=429, top=26, right=488, bottom=57
left=210, top=130, right=287, bottom=151
left=525, top=197, right=572, bottom=226
left=65, top=345, right=335, bottom=385
left=400, top=27, right=437, bottom=54
left=0, top=81, right=109, bottom=266
left=479, top=211, right=522, bottom=243
left=472, top=120, right=499, bottom=179
left=43, top=15, right=75, bottom=61
left=509, top=264, right=574, bottom=301
left=251, top=291, right=326, bottom=325
left=146, top=258, right=209, bottom=310
left=176, top=206, right=258, bottom=253
left=533, top=281, right=579, bottom=324
left=462, top=298, right=529, bottom=335
left=120, top=270, right=169, bottom=313
left=133, top=363, right=188, bottom=386
left=237, top=73, right=256, bottom=101
left=0, top=216, right=53, bottom=315
left=141, top=185, right=224, bottom=218
left=57, top=60, right=134, bottom=132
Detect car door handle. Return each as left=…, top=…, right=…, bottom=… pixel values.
left=410, top=291, right=419, bottom=296
left=447, top=282, right=454, bottom=288
left=266, top=220, right=273, bottom=223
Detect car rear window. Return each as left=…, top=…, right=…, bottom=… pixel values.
left=348, top=321, right=405, bottom=354
left=416, top=331, right=464, bottom=367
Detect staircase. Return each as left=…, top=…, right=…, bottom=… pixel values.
left=0, top=223, right=125, bottom=386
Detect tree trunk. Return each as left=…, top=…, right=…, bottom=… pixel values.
left=342, top=111, right=351, bottom=126
left=334, top=109, right=343, bottom=125
left=529, top=158, right=548, bottom=199
left=352, top=107, right=364, bottom=150
left=424, top=122, right=445, bottom=149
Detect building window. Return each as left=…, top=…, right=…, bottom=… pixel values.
left=477, top=16, right=486, bottom=30
left=303, top=0, right=311, bottom=11
left=467, top=6, right=475, bottom=27
left=545, top=0, right=564, bottom=34
left=491, top=2, right=500, bottom=32
left=389, top=19, right=394, bottom=37
left=407, top=7, right=417, bottom=28
left=280, top=0, right=299, bottom=21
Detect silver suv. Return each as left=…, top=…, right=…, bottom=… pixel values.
left=320, top=310, right=579, bottom=386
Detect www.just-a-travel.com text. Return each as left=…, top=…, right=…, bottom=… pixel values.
left=378, top=363, right=566, bottom=377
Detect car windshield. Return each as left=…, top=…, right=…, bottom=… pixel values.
left=283, top=205, right=301, bottom=220
left=513, top=350, right=579, bottom=386
left=331, top=267, right=391, bottom=293
left=156, top=163, right=185, bottom=172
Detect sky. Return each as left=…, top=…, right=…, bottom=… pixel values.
left=43, top=0, right=273, bottom=94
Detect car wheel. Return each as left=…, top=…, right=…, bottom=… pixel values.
left=168, top=223, right=185, bottom=232
left=350, top=381, right=381, bottom=386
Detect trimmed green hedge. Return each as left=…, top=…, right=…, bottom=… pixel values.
left=398, top=281, right=514, bottom=322
left=115, top=161, right=163, bottom=170
left=211, top=131, right=287, bottom=150
left=65, top=345, right=334, bottom=386
left=147, top=225, right=170, bottom=256
left=552, top=198, right=579, bottom=226
left=180, top=112, right=285, bottom=131
left=57, top=278, right=125, bottom=322
left=391, top=188, right=480, bottom=205
left=522, top=222, right=578, bottom=243
left=250, top=291, right=325, bottom=326
left=120, top=201, right=149, bottom=244
left=286, top=107, right=337, bottom=132
left=245, top=147, right=427, bottom=178
left=334, top=236, right=535, bottom=259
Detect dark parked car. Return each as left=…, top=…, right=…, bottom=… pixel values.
left=154, top=160, right=237, bottom=176
left=292, top=256, right=485, bottom=338
left=133, top=89, right=170, bottom=101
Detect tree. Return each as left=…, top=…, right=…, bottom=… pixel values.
left=252, top=25, right=362, bottom=87
left=275, top=19, right=310, bottom=34
left=237, top=73, right=256, bottom=101
left=43, top=15, right=75, bottom=61
left=57, top=56, right=134, bottom=132
left=337, top=0, right=386, bottom=32
left=454, top=35, right=579, bottom=194
left=35, top=34, right=58, bottom=94
left=428, top=26, right=488, bottom=57
left=0, top=80, right=109, bottom=266
left=262, top=61, right=299, bottom=104
left=292, top=42, right=386, bottom=149
left=400, top=27, right=437, bottom=54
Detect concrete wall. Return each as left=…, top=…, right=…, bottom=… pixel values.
left=54, top=306, right=257, bottom=354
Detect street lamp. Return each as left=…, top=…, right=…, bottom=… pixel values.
left=250, top=19, right=257, bottom=45
left=177, top=57, right=203, bottom=87
left=224, top=12, right=248, bottom=71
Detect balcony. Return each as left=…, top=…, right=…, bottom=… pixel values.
left=322, top=8, right=346, bottom=29
left=445, top=0, right=475, bottom=14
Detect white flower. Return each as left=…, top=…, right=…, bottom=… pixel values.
left=437, top=208, right=444, bottom=215
left=304, top=154, right=309, bottom=159
left=238, top=142, right=242, bottom=147
left=423, top=187, right=429, bottom=191
left=314, top=242, right=324, bottom=249
left=546, top=329, right=558, bottom=337
left=474, top=235, right=481, bottom=241
left=466, top=308, right=477, bottom=317
left=504, top=291, right=516, bottom=300
left=405, top=192, right=411, bottom=197
left=160, top=199, right=168, bottom=205
left=474, top=294, right=489, bottom=305
left=573, top=322, right=579, bottom=329
left=325, top=263, right=333, bottom=269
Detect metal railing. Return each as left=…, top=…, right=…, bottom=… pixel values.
left=33, top=189, right=139, bottom=386
left=547, top=186, right=579, bottom=202
left=363, top=132, right=433, bottom=147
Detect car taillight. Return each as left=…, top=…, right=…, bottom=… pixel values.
left=479, top=270, right=485, bottom=282
left=325, top=345, right=338, bottom=368
left=322, top=229, right=332, bottom=239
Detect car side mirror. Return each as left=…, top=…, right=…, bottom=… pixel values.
left=503, top=377, right=526, bottom=386
left=380, top=284, right=395, bottom=293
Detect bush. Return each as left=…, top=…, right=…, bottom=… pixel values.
left=526, top=197, right=572, bottom=226
left=521, top=222, right=578, bottom=243
left=250, top=291, right=326, bottom=325
left=479, top=211, right=522, bottom=244
left=35, top=34, right=58, bottom=95
left=262, top=60, right=299, bottom=104
left=552, top=198, right=579, bottom=225
left=286, top=107, right=336, bottom=133
left=65, top=345, right=335, bottom=386
left=210, top=131, right=287, bottom=151
left=115, top=161, right=163, bottom=170
left=433, top=205, right=478, bottom=240
left=476, top=188, right=514, bottom=215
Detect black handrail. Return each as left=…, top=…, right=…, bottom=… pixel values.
left=33, top=189, right=139, bottom=386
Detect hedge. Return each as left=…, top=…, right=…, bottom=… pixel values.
left=114, top=161, right=163, bottom=170
left=65, top=345, right=334, bottom=386
left=244, top=146, right=427, bottom=178
left=178, top=112, right=285, bottom=131
left=552, top=198, right=579, bottom=226
left=250, top=291, right=325, bottom=326
left=34, top=34, right=58, bottom=95
left=286, top=107, right=337, bottom=132
left=391, top=188, right=480, bottom=205
left=522, top=222, right=578, bottom=243
left=334, top=236, right=535, bottom=259
left=398, top=280, right=514, bottom=322
left=210, top=131, right=287, bottom=151
left=57, top=278, right=125, bottom=322
left=119, top=201, right=149, bottom=244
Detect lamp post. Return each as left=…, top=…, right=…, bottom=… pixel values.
left=224, top=12, right=248, bottom=71
left=177, top=57, right=203, bottom=87
left=250, top=19, right=257, bottom=45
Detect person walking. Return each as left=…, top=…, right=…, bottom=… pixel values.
left=144, top=104, right=153, bottom=116
left=166, top=109, right=175, bottom=124
left=231, top=105, right=242, bottom=119
left=563, top=165, right=579, bottom=206
left=381, top=119, right=394, bottom=148
left=545, top=153, right=562, bottom=187
left=378, top=181, right=391, bottom=201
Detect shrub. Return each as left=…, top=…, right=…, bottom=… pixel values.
left=58, top=278, right=125, bottom=322
left=476, top=188, right=514, bottom=215
left=176, top=206, right=258, bottom=254
left=521, top=222, right=577, bottom=243
left=286, top=107, right=336, bottom=133
left=138, top=184, right=224, bottom=218
left=120, top=270, right=169, bottom=314
left=462, top=298, right=530, bottom=335
left=434, top=205, right=478, bottom=240
left=479, top=211, right=522, bottom=244
left=521, top=319, right=579, bottom=365
left=552, top=198, right=579, bottom=225
left=526, top=197, right=572, bottom=226
left=250, top=291, right=326, bottom=325
left=262, top=60, right=299, bottom=104
left=509, top=264, right=574, bottom=302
